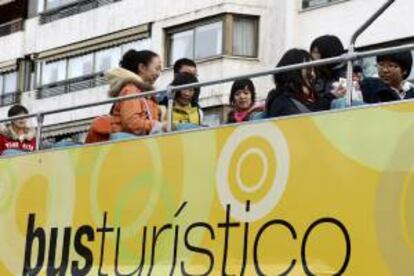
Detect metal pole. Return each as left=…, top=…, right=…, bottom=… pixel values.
left=35, top=113, right=44, bottom=151
left=166, top=86, right=174, bottom=132
left=347, top=0, right=396, bottom=106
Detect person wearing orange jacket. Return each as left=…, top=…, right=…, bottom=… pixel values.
left=86, top=50, right=166, bottom=143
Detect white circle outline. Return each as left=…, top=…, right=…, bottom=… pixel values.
left=236, top=148, right=268, bottom=193
left=216, top=123, right=290, bottom=222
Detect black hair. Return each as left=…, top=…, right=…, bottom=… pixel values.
left=376, top=51, right=413, bottom=79
left=273, top=48, right=313, bottom=90
left=171, top=72, right=200, bottom=107
left=266, top=49, right=314, bottom=111
left=229, top=79, right=256, bottom=106
left=8, top=104, right=29, bottom=118
left=173, top=58, right=197, bottom=74
left=120, top=50, right=159, bottom=74
left=310, top=35, right=345, bottom=59
left=310, top=35, right=345, bottom=75
left=353, top=65, right=363, bottom=74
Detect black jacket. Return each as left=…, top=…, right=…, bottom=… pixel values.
left=315, top=65, right=347, bottom=97
left=265, top=88, right=335, bottom=118
left=361, top=78, right=414, bottom=103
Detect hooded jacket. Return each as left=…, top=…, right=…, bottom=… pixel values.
left=0, top=124, right=36, bottom=155
left=85, top=68, right=161, bottom=143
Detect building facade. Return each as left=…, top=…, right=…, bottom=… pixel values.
left=0, top=0, right=413, bottom=139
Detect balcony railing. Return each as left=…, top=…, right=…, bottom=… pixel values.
left=37, top=71, right=107, bottom=99
left=0, top=18, right=24, bottom=38
left=40, top=0, right=122, bottom=24
left=0, top=92, right=19, bottom=107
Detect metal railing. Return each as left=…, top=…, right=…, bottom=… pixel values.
left=40, top=0, right=122, bottom=24
left=1, top=42, right=414, bottom=151
left=0, top=92, right=19, bottom=107
left=0, top=18, right=24, bottom=37
left=37, top=71, right=106, bottom=99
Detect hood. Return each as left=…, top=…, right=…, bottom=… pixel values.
left=0, top=124, right=36, bottom=141
left=106, top=68, right=154, bottom=97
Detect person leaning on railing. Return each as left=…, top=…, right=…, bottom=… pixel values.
left=0, top=105, right=36, bottom=156
left=226, top=78, right=265, bottom=123
left=361, top=51, right=414, bottom=103
left=265, top=49, right=346, bottom=118
left=85, top=50, right=167, bottom=143
left=167, top=72, right=205, bottom=130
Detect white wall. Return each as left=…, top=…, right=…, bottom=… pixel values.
left=294, top=0, right=414, bottom=49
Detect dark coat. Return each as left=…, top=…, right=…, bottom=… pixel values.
left=265, top=88, right=335, bottom=118
left=361, top=77, right=414, bottom=103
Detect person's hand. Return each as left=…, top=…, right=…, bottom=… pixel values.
left=331, top=78, right=347, bottom=98
left=331, top=85, right=347, bottom=98
left=161, top=122, right=169, bottom=132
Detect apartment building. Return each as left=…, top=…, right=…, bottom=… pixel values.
left=0, top=0, right=413, bottom=140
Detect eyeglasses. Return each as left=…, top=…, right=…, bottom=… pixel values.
left=377, top=62, right=401, bottom=71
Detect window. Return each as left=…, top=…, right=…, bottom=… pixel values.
left=121, top=39, right=151, bottom=54
left=195, top=22, right=223, bottom=59
left=2, top=71, right=17, bottom=94
left=42, top=60, right=67, bottom=85
left=169, top=30, right=194, bottom=64
left=302, top=0, right=345, bottom=9
left=41, top=0, right=122, bottom=24
left=45, top=0, right=78, bottom=10
left=233, top=17, right=258, bottom=57
left=167, top=14, right=259, bottom=66
left=68, top=54, right=93, bottom=79
left=95, top=47, right=122, bottom=73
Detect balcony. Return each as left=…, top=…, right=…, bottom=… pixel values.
left=0, top=18, right=24, bottom=37
left=37, top=71, right=107, bottom=99
left=40, top=0, right=122, bottom=24
left=0, top=92, right=19, bottom=107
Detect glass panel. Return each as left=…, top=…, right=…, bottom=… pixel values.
left=233, top=17, right=257, bottom=57
left=68, top=54, right=94, bottom=79
left=408, top=50, right=414, bottom=82
left=42, top=60, right=67, bottom=85
left=3, top=72, right=17, bottom=94
left=95, top=47, right=122, bottom=73
left=121, top=39, right=151, bottom=54
left=195, top=21, right=223, bottom=59
left=303, top=0, right=330, bottom=9
left=361, top=57, right=378, bottom=78
left=169, top=30, right=194, bottom=65
left=0, top=75, right=3, bottom=94
left=46, top=0, right=78, bottom=10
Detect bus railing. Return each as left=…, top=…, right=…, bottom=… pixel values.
left=346, top=0, right=396, bottom=106
left=1, top=41, right=414, bottom=151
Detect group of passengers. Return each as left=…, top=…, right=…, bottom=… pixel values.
left=1, top=34, right=413, bottom=155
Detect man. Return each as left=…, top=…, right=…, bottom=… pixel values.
left=173, top=58, right=198, bottom=77
left=0, top=105, right=36, bottom=156
left=361, top=51, right=414, bottom=103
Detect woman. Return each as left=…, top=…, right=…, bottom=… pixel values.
left=0, top=105, right=36, bottom=156
left=170, top=72, right=203, bottom=130
left=265, top=49, right=344, bottom=118
left=86, top=50, right=166, bottom=143
left=226, top=78, right=264, bottom=123
left=310, top=35, right=346, bottom=96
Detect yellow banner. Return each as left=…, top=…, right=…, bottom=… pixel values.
left=1, top=101, right=414, bottom=275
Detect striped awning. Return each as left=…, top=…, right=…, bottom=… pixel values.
left=37, top=23, right=151, bottom=62
left=0, top=0, right=14, bottom=5
left=42, top=118, right=93, bottom=138
left=0, top=59, right=17, bottom=73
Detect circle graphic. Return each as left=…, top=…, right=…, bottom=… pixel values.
left=216, top=123, right=290, bottom=222
left=236, top=148, right=268, bottom=193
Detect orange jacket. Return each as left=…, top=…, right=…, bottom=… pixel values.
left=85, top=68, right=161, bottom=144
